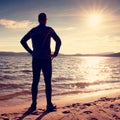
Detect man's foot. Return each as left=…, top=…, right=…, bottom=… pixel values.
left=24, top=104, right=36, bottom=115
left=46, top=104, right=57, bottom=112
left=28, top=105, right=36, bottom=112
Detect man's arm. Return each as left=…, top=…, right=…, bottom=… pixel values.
left=51, top=30, right=61, bottom=57
left=20, top=33, right=33, bottom=55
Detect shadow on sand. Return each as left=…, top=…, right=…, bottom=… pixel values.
left=35, top=111, right=50, bottom=120
left=18, top=108, right=52, bottom=120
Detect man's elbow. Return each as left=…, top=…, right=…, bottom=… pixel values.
left=20, top=40, right=22, bottom=45
left=20, top=39, right=25, bottom=46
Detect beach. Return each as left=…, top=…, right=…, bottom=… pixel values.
left=0, top=89, right=120, bottom=120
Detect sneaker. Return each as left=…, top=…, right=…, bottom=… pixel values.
left=46, top=104, right=57, bottom=112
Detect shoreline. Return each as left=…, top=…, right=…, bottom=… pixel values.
left=1, top=89, right=120, bottom=112
left=0, top=89, right=120, bottom=119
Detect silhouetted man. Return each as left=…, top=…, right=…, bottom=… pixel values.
left=20, top=13, right=61, bottom=112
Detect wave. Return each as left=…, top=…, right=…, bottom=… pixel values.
left=0, top=83, right=24, bottom=89
left=0, top=90, right=31, bottom=100
left=52, top=87, right=120, bottom=97
left=0, top=75, right=17, bottom=80
left=52, top=77, right=73, bottom=82
left=21, top=70, right=32, bottom=73
left=53, top=79, right=120, bottom=89
left=1, top=82, right=120, bottom=101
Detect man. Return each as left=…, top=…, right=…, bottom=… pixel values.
left=20, top=13, right=61, bottom=112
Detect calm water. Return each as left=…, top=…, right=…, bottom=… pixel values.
left=0, top=55, right=120, bottom=106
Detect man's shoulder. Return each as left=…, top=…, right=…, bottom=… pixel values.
left=46, top=26, right=55, bottom=33
left=32, top=25, right=40, bottom=30
left=27, top=26, right=37, bottom=33
left=46, top=26, right=53, bottom=29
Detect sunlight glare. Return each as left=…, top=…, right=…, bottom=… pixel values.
left=83, top=57, right=105, bottom=83
left=89, top=14, right=102, bottom=26
left=80, top=6, right=106, bottom=28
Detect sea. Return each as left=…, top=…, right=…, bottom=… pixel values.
left=0, top=54, right=120, bottom=107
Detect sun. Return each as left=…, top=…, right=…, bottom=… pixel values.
left=89, top=13, right=102, bottom=26
left=81, top=7, right=104, bottom=27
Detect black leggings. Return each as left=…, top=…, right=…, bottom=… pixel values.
left=32, top=58, right=52, bottom=106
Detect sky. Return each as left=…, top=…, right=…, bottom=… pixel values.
left=0, top=0, right=120, bottom=54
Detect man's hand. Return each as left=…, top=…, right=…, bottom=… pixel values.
left=50, top=54, right=56, bottom=60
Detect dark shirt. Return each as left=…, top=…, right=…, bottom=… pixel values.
left=21, top=25, right=61, bottom=59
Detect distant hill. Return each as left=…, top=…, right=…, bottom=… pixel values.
left=0, top=52, right=30, bottom=56
left=69, top=52, right=120, bottom=57
left=107, top=52, right=120, bottom=57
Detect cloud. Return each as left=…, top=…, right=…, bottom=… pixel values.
left=0, top=19, right=35, bottom=29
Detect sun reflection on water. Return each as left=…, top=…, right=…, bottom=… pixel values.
left=79, top=57, right=111, bottom=83
left=55, top=56, right=120, bottom=93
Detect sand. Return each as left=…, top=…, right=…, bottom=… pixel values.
left=0, top=90, right=120, bottom=120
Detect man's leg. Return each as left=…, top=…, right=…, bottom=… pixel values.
left=42, top=59, right=52, bottom=106
left=31, top=58, right=41, bottom=108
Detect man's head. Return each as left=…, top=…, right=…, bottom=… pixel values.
left=38, top=13, right=47, bottom=25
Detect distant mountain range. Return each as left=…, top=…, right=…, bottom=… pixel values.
left=0, top=52, right=120, bottom=57
left=0, top=52, right=30, bottom=56
left=60, top=52, right=120, bottom=57
left=71, top=52, right=120, bottom=57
